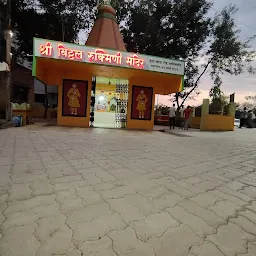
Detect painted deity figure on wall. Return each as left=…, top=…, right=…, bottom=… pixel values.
left=67, top=84, right=81, bottom=115
left=136, top=90, right=148, bottom=119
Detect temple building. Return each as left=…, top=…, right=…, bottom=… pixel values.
left=32, top=1, right=185, bottom=130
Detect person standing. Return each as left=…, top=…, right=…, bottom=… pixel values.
left=239, top=107, right=248, bottom=128
left=247, top=110, right=255, bottom=128
left=183, top=106, right=192, bottom=130
left=179, top=105, right=185, bottom=128
left=169, top=104, right=176, bottom=129
left=180, top=105, right=185, bottom=116
left=251, top=110, right=256, bottom=128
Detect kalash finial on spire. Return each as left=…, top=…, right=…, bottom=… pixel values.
left=97, top=0, right=111, bottom=6
left=96, top=0, right=116, bottom=16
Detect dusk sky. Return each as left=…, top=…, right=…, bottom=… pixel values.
left=158, top=0, right=256, bottom=107
left=79, top=0, right=256, bottom=107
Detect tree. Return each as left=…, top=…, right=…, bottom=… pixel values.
left=12, top=0, right=98, bottom=60
left=12, top=0, right=130, bottom=60
left=121, top=0, right=215, bottom=108
left=176, top=5, right=255, bottom=108
left=245, top=95, right=256, bottom=103
left=121, top=1, right=255, bottom=108
left=209, top=85, right=229, bottom=114
left=13, top=0, right=255, bottom=107
left=122, top=0, right=212, bottom=58
left=241, top=95, right=256, bottom=110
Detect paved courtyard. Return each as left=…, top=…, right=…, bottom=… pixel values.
left=0, top=124, right=256, bottom=256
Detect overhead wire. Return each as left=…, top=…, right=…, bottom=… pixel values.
left=211, top=4, right=256, bottom=33
left=243, top=0, right=256, bottom=9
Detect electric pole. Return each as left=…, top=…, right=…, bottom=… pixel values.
left=5, top=0, right=11, bottom=121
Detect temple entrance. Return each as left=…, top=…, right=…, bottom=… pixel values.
left=91, top=76, right=129, bottom=128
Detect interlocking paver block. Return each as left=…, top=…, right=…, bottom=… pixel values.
left=7, top=183, right=31, bottom=201
left=191, top=241, right=225, bottom=256
left=109, top=227, right=155, bottom=256
left=66, top=202, right=110, bottom=225
left=178, top=199, right=226, bottom=228
left=5, top=194, right=55, bottom=214
left=0, top=224, right=40, bottom=256
left=35, top=214, right=74, bottom=256
left=3, top=203, right=60, bottom=230
left=166, top=206, right=214, bottom=237
left=131, top=212, right=179, bottom=241
left=1, top=126, right=256, bottom=256
left=237, top=242, right=256, bottom=256
left=79, top=236, right=116, bottom=256
left=191, top=192, right=221, bottom=208
left=208, top=200, right=240, bottom=219
left=72, top=213, right=126, bottom=243
left=55, top=189, right=83, bottom=212
left=148, top=224, right=202, bottom=256
left=108, top=197, right=145, bottom=223
left=207, top=223, right=254, bottom=256
left=230, top=216, right=256, bottom=235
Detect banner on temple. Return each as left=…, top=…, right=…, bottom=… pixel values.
left=34, top=38, right=185, bottom=76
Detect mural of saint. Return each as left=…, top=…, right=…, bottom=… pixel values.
left=67, top=84, right=81, bottom=115
left=136, top=90, right=148, bottom=119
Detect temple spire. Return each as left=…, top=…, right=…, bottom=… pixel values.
left=85, top=0, right=126, bottom=51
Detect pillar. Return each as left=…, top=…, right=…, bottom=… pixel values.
left=228, top=102, right=236, bottom=118
left=200, top=98, right=209, bottom=131
left=189, top=107, right=195, bottom=127
left=201, top=99, right=209, bottom=116
left=192, top=107, right=195, bottom=117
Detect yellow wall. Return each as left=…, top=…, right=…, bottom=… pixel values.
left=200, top=115, right=234, bottom=131
left=35, top=58, right=183, bottom=130
left=36, top=58, right=183, bottom=94
left=45, top=68, right=92, bottom=128
left=191, top=117, right=201, bottom=129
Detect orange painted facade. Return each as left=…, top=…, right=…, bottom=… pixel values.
left=34, top=57, right=182, bottom=129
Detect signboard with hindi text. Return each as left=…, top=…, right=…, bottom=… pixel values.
left=33, top=38, right=185, bottom=76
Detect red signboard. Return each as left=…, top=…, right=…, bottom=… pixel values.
left=62, top=79, right=88, bottom=117
left=131, top=86, right=153, bottom=120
